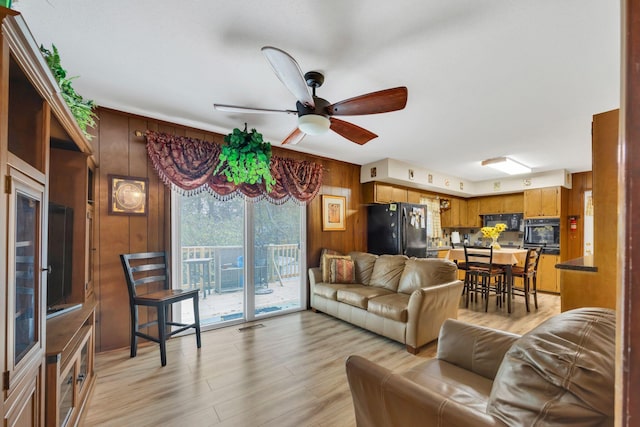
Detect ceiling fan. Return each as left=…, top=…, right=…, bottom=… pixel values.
left=214, top=46, right=408, bottom=146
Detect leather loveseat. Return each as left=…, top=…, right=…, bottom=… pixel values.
left=309, top=251, right=463, bottom=354
left=346, top=307, right=615, bottom=427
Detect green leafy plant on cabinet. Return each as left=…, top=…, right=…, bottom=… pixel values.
left=40, top=44, right=97, bottom=141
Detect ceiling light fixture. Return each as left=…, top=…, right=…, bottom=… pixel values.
left=298, top=114, right=330, bottom=135
left=481, top=156, right=531, bottom=175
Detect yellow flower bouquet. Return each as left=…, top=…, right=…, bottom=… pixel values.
left=480, top=223, right=507, bottom=248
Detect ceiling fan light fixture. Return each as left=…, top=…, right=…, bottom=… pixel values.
left=298, top=114, right=330, bottom=135
left=482, top=156, right=531, bottom=175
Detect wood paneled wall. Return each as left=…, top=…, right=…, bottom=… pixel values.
left=91, top=108, right=365, bottom=352
left=565, top=171, right=593, bottom=260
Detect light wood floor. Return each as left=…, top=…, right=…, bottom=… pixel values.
left=82, top=292, right=560, bottom=427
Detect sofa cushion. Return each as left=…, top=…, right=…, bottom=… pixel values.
left=368, top=254, right=408, bottom=292
left=367, top=293, right=410, bottom=322
left=320, top=253, right=351, bottom=283
left=400, top=359, right=494, bottom=414
left=348, top=251, right=378, bottom=285
left=487, top=307, right=615, bottom=427
left=337, top=286, right=394, bottom=310
left=397, top=258, right=458, bottom=294
left=329, top=258, right=355, bottom=284
left=314, top=283, right=356, bottom=300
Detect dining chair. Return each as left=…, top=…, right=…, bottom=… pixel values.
left=511, top=246, right=542, bottom=312
left=463, top=245, right=505, bottom=312
left=451, top=241, right=469, bottom=296
left=120, top=251, right=201, bottom=366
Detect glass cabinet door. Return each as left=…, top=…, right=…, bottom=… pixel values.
left=14, top=190, right=39, bottom=363
left=7, top=169, right=45, bottom=375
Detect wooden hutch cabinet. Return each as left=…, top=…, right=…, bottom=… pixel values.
left=1, top=9, right=97, bottom=427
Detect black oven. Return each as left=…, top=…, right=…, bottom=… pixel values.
left=523, top=218, right=560, bottom=254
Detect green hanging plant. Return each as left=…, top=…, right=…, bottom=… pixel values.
left=215, top=124, right=276, bottom=191
left=40, top=44, right=97, bottom=141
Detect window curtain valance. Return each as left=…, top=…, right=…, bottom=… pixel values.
left=145, top=130, right=323, bottom=204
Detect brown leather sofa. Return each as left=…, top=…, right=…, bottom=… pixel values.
left=310, top=252, right=463, bottom=353
left=346, top=307, right=615, bottom=427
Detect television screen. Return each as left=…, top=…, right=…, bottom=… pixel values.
left=47, top=202, right=73, bottom=309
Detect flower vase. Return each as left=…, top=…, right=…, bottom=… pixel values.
left=491, top=236, right=501, bottom=249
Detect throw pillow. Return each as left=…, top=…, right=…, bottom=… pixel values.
left=320, top=248, right=342, bottom=261
left=321, top=254, right=350, bottom=283
left=329, top=258, right=355, bottom=284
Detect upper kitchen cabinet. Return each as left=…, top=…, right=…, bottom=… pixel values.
left=407, top=189, right=427, bottom=204
left=441, top=198, right=467, bottom=228
left=363, top=182, right=407, bottom=204
left=524, top=187, right=566, bottom=217
left=478, top=195, right=501, bottom=214
left=503, top=193, right=524, bottom=212
left=466, top=198, right=481, bottom=228
left=478, top=193, right=524, bottom=214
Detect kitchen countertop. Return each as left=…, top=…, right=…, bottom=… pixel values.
left=555, top=256, right=598, bottom=273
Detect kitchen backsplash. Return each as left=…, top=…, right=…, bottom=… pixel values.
left=442, top=228, right=524, bottom=248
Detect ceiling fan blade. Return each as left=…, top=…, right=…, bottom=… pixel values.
left=261, top=46, right=315, bottom=108
left=214, top=104, right=297, bottom=115
left=329, top=117, right=378, bottom=145
left=328, top=87, right=408, bottom=116
left=281, top=127, right=306, bottom=145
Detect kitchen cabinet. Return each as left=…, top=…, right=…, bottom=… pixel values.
left=478, top=196, right=502, bottom=214
left=537, top=254, right=560, bottom=293
left=466, top=199, right=481, bottom=228
left=478, top=193, right=524, bottom=214
left=363, top=182, right=407, bottom=204
left=441, top=198, right=467, bottom=228
left=407, top=189, right=427, bottom=204
left=502, top=193, right=524, bottom=213
left=524, top=187, right=563, bottom=217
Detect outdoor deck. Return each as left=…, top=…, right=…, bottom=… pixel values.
left=179, top=245, right=303, bottom=325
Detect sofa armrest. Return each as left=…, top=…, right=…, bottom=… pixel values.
left=345, top=355, right=506, bottom=427
left=405, top=280, right=464, bottom=351
left=308, top=267, right=322, bottom=287
left=437, top=319, right=520, bottom=380
left=309, top=267, right=322, bottom=308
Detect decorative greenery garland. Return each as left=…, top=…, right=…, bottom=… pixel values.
left=40, top=44, right=97, bottom=141
left=215, top=124, right=275, bottom=191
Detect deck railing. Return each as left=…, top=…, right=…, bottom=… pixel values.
left=181, top=244, right=300, bottom=290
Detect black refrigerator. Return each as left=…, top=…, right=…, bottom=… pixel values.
left=367, top=203, right=429, bottom=258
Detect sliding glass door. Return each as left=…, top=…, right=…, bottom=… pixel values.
left=174, top=192, right=305, bottom=329
left=252, top=199, right=303, bottom=316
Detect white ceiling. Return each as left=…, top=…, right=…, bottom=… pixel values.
left=14, top=0, right=620, bottom=182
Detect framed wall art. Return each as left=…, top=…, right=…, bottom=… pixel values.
left=108, top=174, right=149, bottom=215
left=322, top=195, right=346, bottom=231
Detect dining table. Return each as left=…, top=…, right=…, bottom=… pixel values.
left=446, top=247, right=528, bottom=313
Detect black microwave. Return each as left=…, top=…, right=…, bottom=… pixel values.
left=483, top=213, right=523, bottom=231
